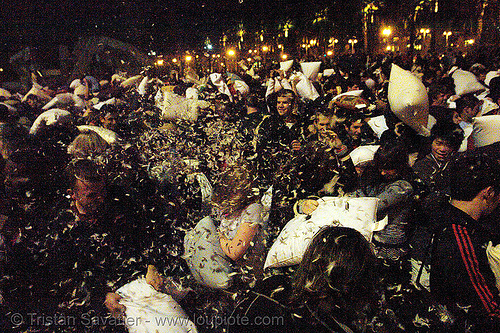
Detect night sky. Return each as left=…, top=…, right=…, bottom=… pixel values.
left=0, top=0, right=363, bottom=53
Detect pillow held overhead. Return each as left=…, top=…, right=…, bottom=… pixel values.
left=388, top=64, right=430, bottom=136
left=452, top=69, right=486, bottom=96
left=300, top=61, right=321, bottom=81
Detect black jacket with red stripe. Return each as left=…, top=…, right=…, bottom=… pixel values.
left=430, top=204, right=500, bottom=328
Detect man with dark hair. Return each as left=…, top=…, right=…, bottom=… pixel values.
left=337, top=112, right=378, bottom=152
left=429, top=153, right=500, bottom=330
left=254, top=89, right=306, bottom=187
left=454, top=93, right=483, bottom=125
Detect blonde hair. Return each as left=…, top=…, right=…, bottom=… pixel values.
left=67, top=130, right=109, bottom=158
left=211, top=162, right=258, bottom=217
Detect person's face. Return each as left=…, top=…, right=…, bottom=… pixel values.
left=315, top=114, right=331, bottom=136
left=100, top=113, right=118, bottom=130
left=71, top=179, right=106, bottom=216
left=431, top=138, right=454, bottom=163
left=277, top=95, right=293, bottom=117
left=460, top=102, right=481, bottom=123
left=346, top=120, right=364, bottom=140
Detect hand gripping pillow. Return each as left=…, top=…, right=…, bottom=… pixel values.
left=117, top=278, right=198, bottom=333
left=471, top=115, right=500, bottom=148
left=264, top=197, right=379, bottom=269
left=452, top=69, right=486, bottom=96
left=183, top=216, right=233, bottom=289
left=388, top=64, right=430, bottom=136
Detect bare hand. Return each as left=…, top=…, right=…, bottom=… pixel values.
left=302, top=199, right=319, bottom=215
left=105, top=292, right=125, bottom=318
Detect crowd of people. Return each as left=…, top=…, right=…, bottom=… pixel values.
left=1, top=48, right=500, bottom=332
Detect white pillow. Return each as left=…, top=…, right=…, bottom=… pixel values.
left=388, top=64, right=430, bottom=136
left=0, top=88, right=11, bottom=99
left=350, top=145, right=380, bottom=166
left=183, top=216, right=233, bottom=289
left=471, top=115, right=500, bottom=148
left=29, top=109, right=73, bottom=135
left=161, top=91, right=200, bottom=122
left=117, top=278, right=197, bottom=333
left=485, top=70, right=500, bottom=86
left=264, top=197, right=379, bottom=269
left=42, top=93, right=85, bottom=111
left=120, top=74, right=144, bottom=88
left=332, top=89, right=364, bottom=100
left=323, top=69, right=335, bottom=77
left=300, top=61, right=322, bottom=81
left=290, top=72, right=319, bottom=101
left=77, top=125, right=120, bottom=144
left=452, top=69, right=486, bottom=96
left=366, top=115, right=388, bottom=139
left=280, top=60, right=294, bottom=72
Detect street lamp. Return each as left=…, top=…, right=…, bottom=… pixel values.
left=348, top=39, right=358, bottom=54
left=443, top=31, right=452, bottom=47
left=420, top=28, right=430, bottom=39
left=382, top=28, right=392, bottom=37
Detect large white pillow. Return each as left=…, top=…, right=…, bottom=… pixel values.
left=42, top=93, right=85, bottom=111
left=264, top=197, right=380, bottom=269
left=280, top=60, right=294, bottom=72
left=471, top=115, right=500, bottom=148
left=117, top=278, right=197, bottom=333
left=29, top=109, right=73, bottom=135
left=300, top=61, right=322, bottom=81
left=161, top=91, right=201, bottom=122
left=388, top=64, right=429, bottom=136
left=183, top=216, right=233, bottom=289
left=452, top=69, right=486, bottom=96
left=290, top=72, right=319, bottom=101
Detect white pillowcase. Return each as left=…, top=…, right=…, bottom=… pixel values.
left=452, top=69, right=486, bottom=96
left=264, top=197, right=380, bottom=269
left=388, top=64, right=430, bottom=136
left=117, top=278, right=197, bottom=333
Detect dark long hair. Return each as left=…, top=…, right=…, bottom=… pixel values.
left=292, top=226, right=377, bottom=313
left=360, top=142, right=412, bottom=188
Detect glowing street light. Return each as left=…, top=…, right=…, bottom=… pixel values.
left=348, top=39, right=358, bottom=53
left=262, top=45, right=269, bottom=52
left=155, top=59, right=164, bottom=66
left=172, top=58, right=178, bottom=63
left=327, top=50, right=333, bottom=56
left=420, top=28, right=430, bottom=39
left=382, top=28, right=392, bottom=37
left=185, top=55, right=193, bottom=62
left=443, top=31, right=452, bottom=47
left=465, top=39, right=475, bottom=46
left=227, top=49, right=236, bottom=57
left=281, top=54, right=288, bottom=60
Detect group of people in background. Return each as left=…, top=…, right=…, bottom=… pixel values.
left=1, top=48, right=500, bottom=332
